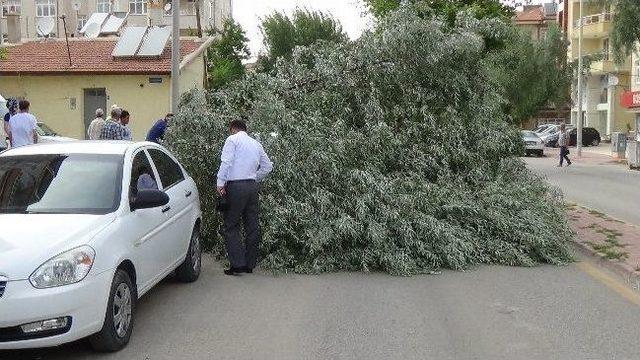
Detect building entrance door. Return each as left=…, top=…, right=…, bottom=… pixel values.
left=83, top=88, right=107, bottom=139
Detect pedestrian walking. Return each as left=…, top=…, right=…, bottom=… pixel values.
left=8, top=100, right=38, bottom=148
left=120, top=110, right=132, bottom=141
left=558, top=123, right=572, bottom=167
left=216, top=120, right=273, bottom=276
left=87, top=108, right=105, bottom=140
left=146, top=113, right=173, bottom=143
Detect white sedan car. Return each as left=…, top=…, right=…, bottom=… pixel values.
left=0, top=141, right=202, bottom=352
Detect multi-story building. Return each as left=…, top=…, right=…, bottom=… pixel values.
left=564, top=0, right=634, bottom=138
left=514, top=3, right=558, bottom=42
left=1, top=0, right=232, bottom=41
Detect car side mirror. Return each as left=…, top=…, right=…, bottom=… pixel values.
left=131, top=190, right=169, bottom=211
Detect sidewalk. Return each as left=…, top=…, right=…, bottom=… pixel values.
left=544, top=145, right=624, bottom=166
left=568, top=204, right=640, bottom=289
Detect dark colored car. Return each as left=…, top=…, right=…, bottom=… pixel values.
left=568, top=127, right=601, bottom=147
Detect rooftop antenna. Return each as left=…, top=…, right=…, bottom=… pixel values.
left=60, top=14, right=72, bottom=67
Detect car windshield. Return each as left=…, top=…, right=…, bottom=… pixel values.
left=36, top=123, right=57, bottom=136
left=0, top=154, right=123, bottom=214
left=522, top=131, right=537, bottom=137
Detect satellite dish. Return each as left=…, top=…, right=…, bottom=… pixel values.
left=608, top=75, right=620, bottom=87
left=84, top=22, right=101, bottom=38
left=36, top=17, right=56, bottom=38
left=164, top=2, right=172, bottom=12
left=72, top=0, right=82, bottom=11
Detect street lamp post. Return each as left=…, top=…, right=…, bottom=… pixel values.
left=576, top=0, right=584, bottom=156
left=171, top=0, right=180, bottom=113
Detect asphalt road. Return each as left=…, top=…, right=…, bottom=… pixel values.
left=525, top=151, right=640, bottom=226
left=3, top=255, right=640, bottom=360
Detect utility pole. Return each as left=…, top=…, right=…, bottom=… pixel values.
left=171, top=0, right=180, bottom=113
left=576, top=0, right=583, bottom=157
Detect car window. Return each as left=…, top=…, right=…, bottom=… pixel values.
left=148, top=149, right=184, bottom=190
left=130, top=151, right=158, bottom=199
left=0, top=154, right=122, bottom=214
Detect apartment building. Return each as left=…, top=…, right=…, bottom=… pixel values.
left=564, top=0, right=634, bottom=138
left=1, top=0, right=232, bottom=40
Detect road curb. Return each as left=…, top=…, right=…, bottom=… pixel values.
left=572, top=240, right=640, bottom=292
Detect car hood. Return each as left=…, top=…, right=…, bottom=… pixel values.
left=0, top=214, right=115, bottom=281
left=40, top=135, right=76, bottom=143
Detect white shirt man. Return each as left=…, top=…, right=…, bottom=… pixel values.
left=87, top=108, right=106, bottom=140
left=216, top=121, right=273, bottom=276
left=9, top=101, right=38, bottom=148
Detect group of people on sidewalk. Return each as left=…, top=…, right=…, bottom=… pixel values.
left=87, top=105, right=172, bottom=143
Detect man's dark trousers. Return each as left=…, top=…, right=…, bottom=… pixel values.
left=223, top=180, right=260, bottom=269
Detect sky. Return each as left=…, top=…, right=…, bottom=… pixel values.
left=232, top=0, right=373, bottom=60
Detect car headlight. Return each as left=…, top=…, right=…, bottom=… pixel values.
left=29, top=246, right=95, bottom=289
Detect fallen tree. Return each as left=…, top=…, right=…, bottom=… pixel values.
left=166, top=8, right=573, bottom=275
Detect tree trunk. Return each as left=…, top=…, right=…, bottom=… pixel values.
left=195, top=0, right=202, bottom=38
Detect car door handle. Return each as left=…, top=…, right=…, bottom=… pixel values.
left=162, top=206, right=171, bottom=213
left=185, top=191, right=192, bottom=198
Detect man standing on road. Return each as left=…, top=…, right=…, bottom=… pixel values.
left=146, top=113, right=173, bottom=143
left=8, top=100, right=38, bottom=148
left=87, top=108, right=105, bottom=140
left=216, top=120, right=273, bottom=276
left=558, top=123, right=572, bottom=167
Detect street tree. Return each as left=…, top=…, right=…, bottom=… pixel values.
left=167, top=8, right=572, bottom=275
left=258, top=9, right=348, bottom=73
left=607, top=0, right=640, bottom=63
left=364, top=0, right=514, bottom=24
left=205, top=19, right=250, bottom=89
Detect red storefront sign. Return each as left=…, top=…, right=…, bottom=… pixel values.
left=621, top=91, right=640, bottom=108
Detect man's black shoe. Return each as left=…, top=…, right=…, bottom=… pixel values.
left=224, top=267, right=243, bottom=276
left=241, top=267, right=253, bottom=274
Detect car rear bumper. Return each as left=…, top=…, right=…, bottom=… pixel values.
left=525, top=144, right=544, bottom=151
left=0, top=270, right=112, bottom=349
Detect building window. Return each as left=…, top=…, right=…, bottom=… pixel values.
left=77, top=15, right=87, bottom=31
left=97, top=0, right=111, bottom=13
left=603, top=38, right=610, bottom=61
left=163, top=0, right=196, bottom=16
left=2, top=0, right=21, bottom=16
left=635, top=59, right=640, bottom=86
left=35, top=0, right=56, bottom=17
left=129, top=0, right=147, bottom=15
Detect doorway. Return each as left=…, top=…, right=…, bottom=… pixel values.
left=83, top=88, right=107, bottom=139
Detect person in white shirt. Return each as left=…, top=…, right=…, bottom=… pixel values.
left=557, top=123, right=572, bottom=167
left=216, top=120, right=273, bottom=275
left=87, top=108, right=105, bottom=140
left=8, top=100, right=38, bottom=148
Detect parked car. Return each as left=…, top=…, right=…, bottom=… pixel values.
left=569, top=127, right=601, bottom=146
left=534, top=124, right=555, bottom=135
left=545, top=126, right=600, bottom=147
left=522, top=130, right=544, bottom=156
left=36, top=122, right=75, bottom=143
left=0, top=142, right=202, bottom=352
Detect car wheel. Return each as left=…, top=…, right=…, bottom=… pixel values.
left=592, top=139, right=600, bottom=146
left=89, top=270, right=136, bottom=352
left=175, top=226, right=202, bottom=283
left=537, top=150, right=544, bottom=157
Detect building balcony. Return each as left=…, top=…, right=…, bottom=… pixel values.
left=573, top=13, right=612, bottom=39
left=590, top=58, right=631, bottom=75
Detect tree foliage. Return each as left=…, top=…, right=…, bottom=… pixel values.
left=364, top=0, right=513, bottom=23
left=608, top=0, right=640, bottom=63
left=167, top=8, right=572, bottom=275
left=486, top=24, right=573, bottom=124
left=205, top=19, right=250, bottom=89
left=258, top=9, right=348, bottom=73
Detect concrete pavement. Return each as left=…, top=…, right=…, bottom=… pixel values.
left=525, top=149, right=640, bottom=226
left=3, top=255, right=640, bottom=360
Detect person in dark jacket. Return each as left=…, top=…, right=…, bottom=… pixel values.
left=146, top=113, right=173, bottom=143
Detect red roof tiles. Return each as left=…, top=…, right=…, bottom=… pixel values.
left=0, top=39, right=202, bottom=75
left=515, top=6, right=546, bottom=24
